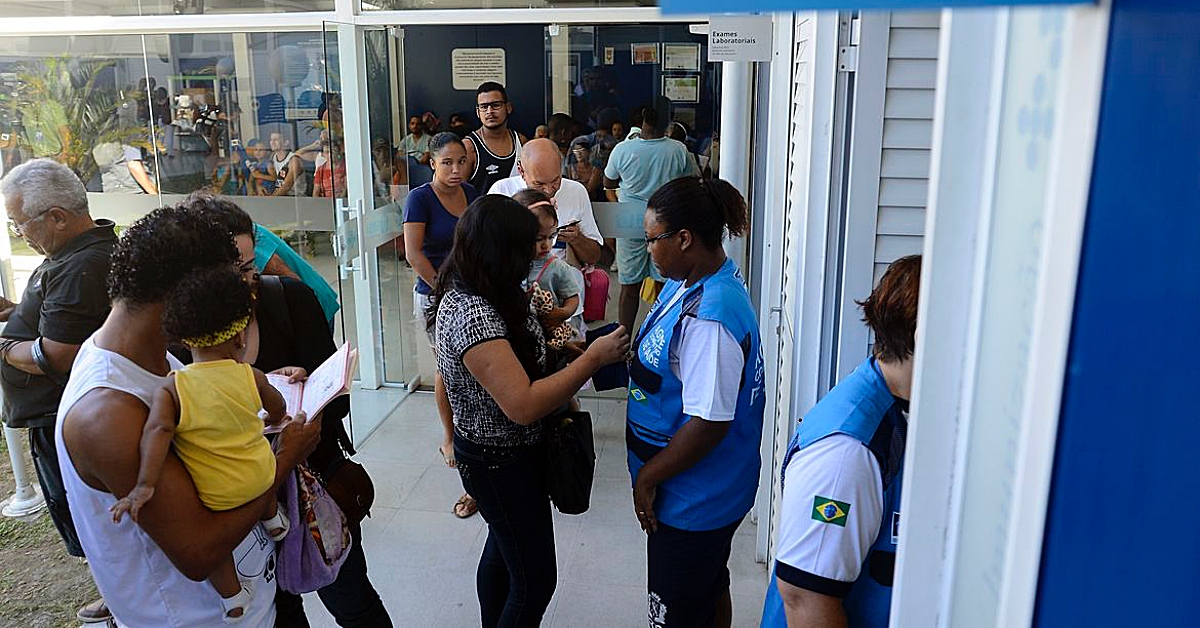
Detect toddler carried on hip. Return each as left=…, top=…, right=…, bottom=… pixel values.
left=110, top=266, right=298, bottom=623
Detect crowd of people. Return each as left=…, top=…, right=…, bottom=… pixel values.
left=0, top=77, right=920, bottom=628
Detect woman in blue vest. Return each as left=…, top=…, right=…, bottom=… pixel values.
left=627, top=176, right=766, bottom=628
left=760, top=255, right=920, bottom=628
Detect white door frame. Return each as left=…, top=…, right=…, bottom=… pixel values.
left=791, top=11, right=843, bottom=449
left=751, top=10, right=797, bottom=564
left=750, top=8, right=842, bottom=568
left=891, top=9, right=1003, bottom=626
left=995, top=4, right=1109, bottom=625
left=893, top=4, right=1110, bottom=626
left=832, top=10, right=889, bottom=383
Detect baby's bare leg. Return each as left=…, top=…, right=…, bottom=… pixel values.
left=262, top=493, right=290, bottom=541
left=209, top=554, right=242, bottom=598
left=264, top=493, right=278, bottom=517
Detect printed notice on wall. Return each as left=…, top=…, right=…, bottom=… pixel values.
left=708, top=16, right=774, bottom=63
left=452, top=48, right=507, bottom=91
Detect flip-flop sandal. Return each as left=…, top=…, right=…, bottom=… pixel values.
left=262, top=508, right=290, bottom=542
left=453, top=493, right=478, bottom=519
left=220, top=584, right=253, bottom=624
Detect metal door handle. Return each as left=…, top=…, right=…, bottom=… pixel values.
left=353, top=198, right=366, bottom=281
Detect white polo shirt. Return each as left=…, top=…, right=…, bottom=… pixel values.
left=490, top=175, right=604, bottom=246
left=775, top=434, right=885, bottom=590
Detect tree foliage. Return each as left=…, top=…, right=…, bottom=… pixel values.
left=0, top=57, right=151, bottom=184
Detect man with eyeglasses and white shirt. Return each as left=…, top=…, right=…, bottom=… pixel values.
left=463, top=81, right=526, bottom=194
left=489, top=138, right=605, bottom=268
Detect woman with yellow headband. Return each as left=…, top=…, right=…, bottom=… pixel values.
left=109, top=265, right=295, bottom=623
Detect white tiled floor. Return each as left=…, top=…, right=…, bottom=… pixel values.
left=302, top=393, right=769, bottom=627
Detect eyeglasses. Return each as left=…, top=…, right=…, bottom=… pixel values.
left=8, top=210, right=50, bottom=237
left=645, top=229, right=681, bottom=245
left=477, top=101, right=508, bottom=112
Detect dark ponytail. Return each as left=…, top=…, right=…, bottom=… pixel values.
left=647, top=176, right=748, bottom=249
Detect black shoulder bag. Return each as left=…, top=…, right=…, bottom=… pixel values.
left=543, top=410, right=596, bottom=515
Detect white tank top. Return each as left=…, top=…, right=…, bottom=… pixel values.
left=272, top=150, right=307, bottom=196
left=55, top=337, right=277, bottom=627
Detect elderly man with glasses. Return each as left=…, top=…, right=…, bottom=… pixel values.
left=489, top=138, right=605, bottom=268
left=0, top=158, right=118, bottom=624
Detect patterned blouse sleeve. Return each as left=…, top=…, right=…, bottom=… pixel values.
left=454, top=296, right=510, bottom=357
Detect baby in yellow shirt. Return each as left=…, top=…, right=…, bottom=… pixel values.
left=110, top=266, right=298, bottom=622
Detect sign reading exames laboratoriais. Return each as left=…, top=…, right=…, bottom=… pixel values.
left=708, top=16, right=774, bottom=63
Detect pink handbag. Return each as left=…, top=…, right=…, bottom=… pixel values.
left=582, top=266, right=609, bottom=323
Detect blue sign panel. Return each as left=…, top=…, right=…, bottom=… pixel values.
left=661, top=0, right=1087, bottom=14
left=256, top=93, right=287, bottom=125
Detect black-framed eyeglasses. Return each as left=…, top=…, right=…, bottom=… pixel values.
left=645, top=229, right=681, bottom=245
left=477, top=101, right=508, bottom=112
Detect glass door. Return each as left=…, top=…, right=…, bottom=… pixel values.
left=322, top=21, right=411, bottom=443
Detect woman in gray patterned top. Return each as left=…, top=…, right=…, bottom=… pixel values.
left=429, top=195, right=629, bottom=627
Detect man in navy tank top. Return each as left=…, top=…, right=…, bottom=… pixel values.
left=463, top=81, right=526, bottom=194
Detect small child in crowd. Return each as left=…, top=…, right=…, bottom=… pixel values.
left=213, top=149, right=246, bottom=196
left=245, top=139, right=276, bottom=196
left=513, top=188, right=584, bottom=358
left=110, top=266, right=295, bottom=622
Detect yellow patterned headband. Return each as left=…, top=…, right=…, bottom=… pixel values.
left=182, top=315, right=251, bottom=349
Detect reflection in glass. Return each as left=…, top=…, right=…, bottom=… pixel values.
left=0, top=31, right=346, bottom=342
left=363, top=0, right=655, bottom=9
left=0, top=0, right=334, bottom=18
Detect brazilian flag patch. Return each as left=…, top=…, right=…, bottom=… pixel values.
left=811, top=496, right=851, bottom=527
left=630, top=388, right=647, bottom=402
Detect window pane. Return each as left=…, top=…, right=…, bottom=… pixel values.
left=0, top=0, right=333, bottom=18
left=363, top=0, right=655, bottom=10
left=0, top=30, right=343, bottom=322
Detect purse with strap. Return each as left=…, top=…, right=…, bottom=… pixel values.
left=277, top=463, right=353, bottom=594
left=542, top=410, right=597, bottom=515
left=319, top=458, right=375, bottom=524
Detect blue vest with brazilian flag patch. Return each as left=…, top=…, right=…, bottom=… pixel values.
left=625, top=258, right=766, bottom=532
left=761, top=358, right=907, bottom=628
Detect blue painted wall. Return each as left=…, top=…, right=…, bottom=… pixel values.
left=401, top=24, right=718, bottom=148
left=585, top=25, right=719, bottom=146
left=1035, top=0, right=1200, bottom=624
left=403, top=24, right=547, bottom=139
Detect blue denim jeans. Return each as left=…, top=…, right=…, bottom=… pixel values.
left=455, top=434, right=557, bottom=628
left=274, top=522, right=391, bottom=627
